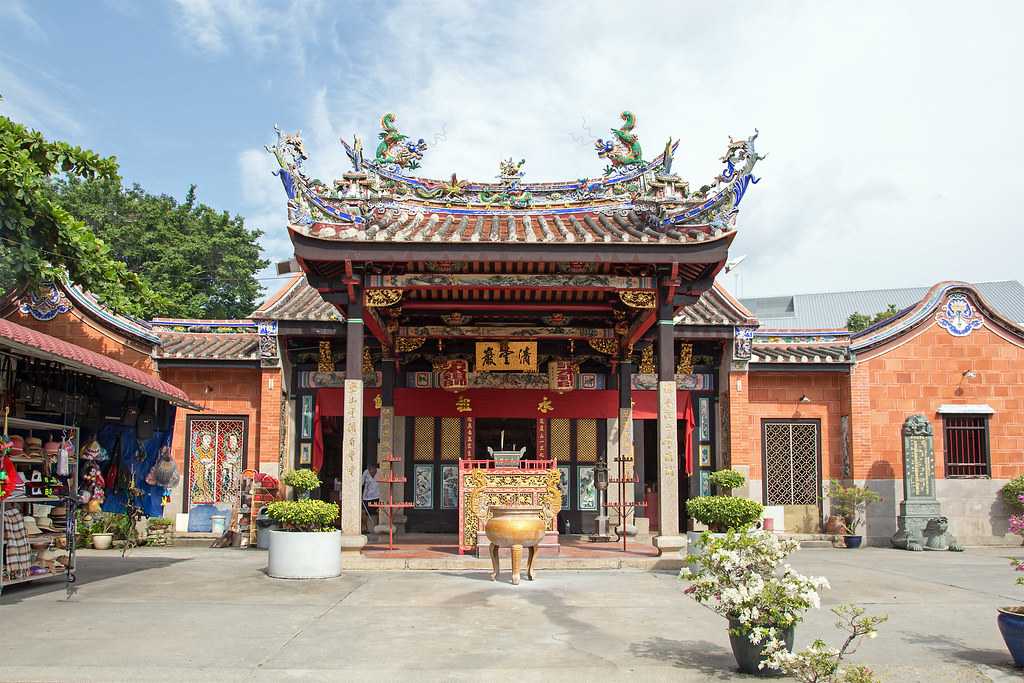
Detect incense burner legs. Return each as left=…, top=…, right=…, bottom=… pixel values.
left=484, top=506, right=545, bottom=586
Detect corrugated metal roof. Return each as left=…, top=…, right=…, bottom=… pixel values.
left=741, top=280, right=1024, bottom=330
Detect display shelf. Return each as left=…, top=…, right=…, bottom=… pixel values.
left=1, top=568, right=69, bottom=586
left=368, top=455, right=410, bottom=550
left=4, top=497, right=68, bottom=504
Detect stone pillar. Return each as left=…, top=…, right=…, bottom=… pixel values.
left=341, top=292, right=366, bottom=554
left=654, top=294, right=684, bottom=555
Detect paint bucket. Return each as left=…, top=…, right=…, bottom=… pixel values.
left=210, top=515, right=227, bottom=535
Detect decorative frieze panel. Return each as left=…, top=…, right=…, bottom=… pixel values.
left=257, top=320, right=280, bottom=367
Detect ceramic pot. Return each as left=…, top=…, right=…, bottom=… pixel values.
left=998, top=607, right=1024, bottom=667
left=485, top=506, right=546, bottom=585
left=844, top=535, right=863, bottom=549
left=91, top=533, right=113, bottom=550
left=728, top=618, right=794, bottom=676
left=267, top=530, right=341, bottom=579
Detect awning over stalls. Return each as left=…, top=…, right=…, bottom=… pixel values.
left=0, top=316, right=199, bottom=409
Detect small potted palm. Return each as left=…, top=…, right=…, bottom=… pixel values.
left=686, top=469, right=764, bottom=557
left=827, top=481, right=881, bottom=549
left=266, top=469, right=341, bottom=579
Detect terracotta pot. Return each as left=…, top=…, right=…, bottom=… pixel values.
left=484, top=506, right=546, bottom=585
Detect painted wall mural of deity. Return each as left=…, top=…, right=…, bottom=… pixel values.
left=187, top=418, right=247, bottom=509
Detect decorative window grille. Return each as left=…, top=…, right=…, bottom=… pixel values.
left=187, top=417, right=246, bottom=508
left=576, top=419, right=597, bottom=463
left=942, top=415, right=990, bottom=477
left=762, top=421, right=820, bottom=506
left=550, top=419, right=571, bottom=462
left=440, top=417, right=462, bottom=461
left=413, top=416, right=434, bottom=462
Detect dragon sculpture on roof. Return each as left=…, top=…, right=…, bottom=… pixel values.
left=595, top=111, right=644, bottom=175
left=375, top=113, right=427, bottom=170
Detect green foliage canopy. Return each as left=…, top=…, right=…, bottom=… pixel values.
left=847, top=304, right=900, bottom=333
left=686, top=496, right=764, bottom=532
left=52, top=178, right=268, bottom=319
left=267, top=499, right=339, bottom=532
left=0, top=111, right=153, bottom=315
left=709, top=469, right=745, bottom=493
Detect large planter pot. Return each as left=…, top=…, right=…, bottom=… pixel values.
left=686, top=530, right=726, bottom=559
left=91, top=533, right=113, bottom=550
left=728, top=618, right=794, bottom=676
left=267, top=529, right=341, bottom=579
left=998, top=607, right=1024, bottom=667
left=843, top=535, right=863, bottom=549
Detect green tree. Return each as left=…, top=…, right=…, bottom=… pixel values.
left=52, top=178, right=269, bottom=319
left=0, top=106, right=153, bottom=315
left=846, top=304, right=900, bottom=332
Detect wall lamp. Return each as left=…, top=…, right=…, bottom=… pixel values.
left=962, top=370, right=977, bottom=379
left=799, top=395, right=812, bottom=403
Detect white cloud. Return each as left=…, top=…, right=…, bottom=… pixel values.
left=0, top=58, right=84, bottom=137
left=0, top=1, right=43, bottom=41
left=240, top=1, right=1024, bottom=298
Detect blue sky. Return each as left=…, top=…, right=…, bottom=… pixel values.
left=2, top=1, right=1021, bottom=302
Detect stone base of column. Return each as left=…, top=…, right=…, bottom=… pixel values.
left=653, top=534, right=686, bottom=556
left=340, top=534, right=368, bottom=554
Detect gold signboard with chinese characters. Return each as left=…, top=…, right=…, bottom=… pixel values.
left=475, top=341, right=537, bottom=372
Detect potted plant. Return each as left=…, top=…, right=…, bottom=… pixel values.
left=686, top=469, right=764, bottom=556
left=89, top=514, right=115, bottom=550
left=266, top=469, right=341, bottom=579
left=999, top=512, right=1024, bottom=667
left=680, top=529, right=830, bottom=675
left=827, top=481, right=881, bottom=549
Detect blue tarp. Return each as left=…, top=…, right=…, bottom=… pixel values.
left=97, top=423, right=174, bottom=518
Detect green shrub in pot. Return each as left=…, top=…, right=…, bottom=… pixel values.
left=282, top=469, right=321, bottom=498
left=687, top=496, right=764, bottom=532
left=266, top=499, right=339, bottom=532
left=709, top=469, right=745, bottom=494
left=1001, top=476, right=1024, bottom=513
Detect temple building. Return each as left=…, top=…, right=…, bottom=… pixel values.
left=140, top=113, right=1024, bottom=551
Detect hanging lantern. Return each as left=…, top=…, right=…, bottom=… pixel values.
left=548, top=359, right=576, bottom=394
left=438, top=359, right=469, bottom=393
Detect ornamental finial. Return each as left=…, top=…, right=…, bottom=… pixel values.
left=595, top=110, right=643, bottom=175
left=375, top=113, right=427, bottom=171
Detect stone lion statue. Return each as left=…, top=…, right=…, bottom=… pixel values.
left=922, top=517, right=964, bottom=552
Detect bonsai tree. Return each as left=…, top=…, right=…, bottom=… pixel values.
left=709, top=468, right=745, bottom=494
left=827, top=481, right=881, bottom=535
left=266, top=499, right=339, bottom=532
left=282, top=468, right=321, bottom=500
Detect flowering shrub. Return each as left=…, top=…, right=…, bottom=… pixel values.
left=1008, top=494, right=1024, bottom=539
left=759, top=604, right=887, bottom=683
left=1011, top=557, right=1024, bottom=587
left=680, top=529, right=829, bottom=639
left=1001, top=476, right=1024, bottom=512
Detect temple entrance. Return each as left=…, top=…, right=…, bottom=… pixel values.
left=474, top=418, right=536, bottom=459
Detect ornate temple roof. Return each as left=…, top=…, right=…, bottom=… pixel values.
left=268, top=112, right=763, bottom=255
left=674, top=282, right=758, bottom=327
left=250, top=274, right=342, bottom=322
left=152, top=329, right=260, bottom=362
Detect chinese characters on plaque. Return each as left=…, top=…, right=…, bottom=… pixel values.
left=547, top=359, right=576, bottom=393
left=437, top=359, right=468, bottom=392
left=475, top=341, right=537, bottom=372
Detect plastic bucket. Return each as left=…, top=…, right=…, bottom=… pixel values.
left=210, top=515, right=227, bottom=535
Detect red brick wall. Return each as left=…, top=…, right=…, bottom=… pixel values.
left=859, top=323, right=1024, bottom=480
left=9, top=308, right=156, bottom=372
left=740, top=371, right=848, bottom=482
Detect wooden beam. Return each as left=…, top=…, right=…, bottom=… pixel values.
left=626, top=309, right=657, bottom=348
left=402, top=302, right=611, bottom=313
left=365, top=273, right=656, bottom=290
left=397, top=325, right=615, bottom=339
left=363, top=306, right=392, bottom=349
left=321, top=291, right=349, bottom=305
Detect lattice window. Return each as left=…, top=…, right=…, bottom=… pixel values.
left=763, top=421, right=819, bottom=506
left=413, top=416, right=435, bottom=462
left=576, top=419, right=597, bottom=463
left=943, top=415, right=990, bottom=477
left=550, top=419, right=571, bottom=462
left=440, top=417, right=462, bottom=462
left=187, top=417, right=246, bottom=508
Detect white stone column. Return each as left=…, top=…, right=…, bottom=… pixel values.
left=340, top=378, right=366, bottom=553
left=654, top=380, right=684, bottom=555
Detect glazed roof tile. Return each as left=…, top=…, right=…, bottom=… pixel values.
left=675, top=282, right=758, bottom=326
left=0, top=316, right=193, bottom=405
left=250, top=274, right=342, bottom=322
left=153, top=331, right=259, bottom=361
left=750, top=342, right=852, bottom=365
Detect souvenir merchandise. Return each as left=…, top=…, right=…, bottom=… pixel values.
left=79, top=461, right=105, bottom=507
left=3, top=508, right=32, bottom=579
left=0, top=455, right=16, bottom=499
left=81, top=439, right=108, bottom=462
left=22, top=515, right=42, bottom=536
left=8, top=434, right=24, bottom=456
left=24, top=437, right=43, bottom=460
left=145, top=446, right=180, bottom=488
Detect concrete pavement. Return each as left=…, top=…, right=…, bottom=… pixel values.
left=1, top=545, right=1022, bottom=681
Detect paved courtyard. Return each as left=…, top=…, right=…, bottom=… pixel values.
left=2, top=545, right=1023, bottom=681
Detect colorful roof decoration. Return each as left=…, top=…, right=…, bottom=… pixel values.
left=0, top=316, right=194, bottom=406
left=268, top=112, right=763, bottom=247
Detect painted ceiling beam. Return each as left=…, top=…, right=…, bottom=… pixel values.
left=401, top=302, right=611, bottom=313
left=364, top=273, right=655, bottom=290
left=397, top=325, right=615, bottom=339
